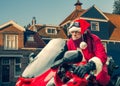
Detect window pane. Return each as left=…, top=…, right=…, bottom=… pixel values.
left=15, top=65, right=21, bottom=76
left=2, top=58, right=9, bottom=65
left=52, top=29, right=55, bottom=33
left=91, top=22, right=99, bottom=31
left=47, top=29, right=51, bottom=33
left=4, top=34, right=18, bottom=50
left=47, top=28, right=57, bottom=34
left=27, top=35, right=34, bottom=41
left=15, top=58, right=21, bottom=76
left=15, top=58, right=20, bottom=63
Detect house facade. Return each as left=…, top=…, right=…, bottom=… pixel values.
left=0, top=20, right=45, bottom=86
left=28, top=17, right=68, bottom=43
left=60, top=0, right=120, bottom=76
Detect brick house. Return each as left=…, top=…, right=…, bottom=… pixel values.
left=0, top=20, right=45, bottom=86
left=28, top=17, right=68, bottom=43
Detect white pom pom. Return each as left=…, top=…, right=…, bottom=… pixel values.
left=80, top=41, right=87, bottom=49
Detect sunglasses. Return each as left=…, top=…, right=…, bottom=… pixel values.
left=71, top=31, right=80, bottom=33
left=69, top=22, right=80, bottom=29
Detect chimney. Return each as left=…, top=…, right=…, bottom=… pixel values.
left=74, top=0, right=82, bottom=11
left=32, top=17, right=37, bottom=32
left=32, top=17, right=36, bottom=25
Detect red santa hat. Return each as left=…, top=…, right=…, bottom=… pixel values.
left=69, top=19, right=90, bottom=34
left=69, top=19, right=90, bottom=49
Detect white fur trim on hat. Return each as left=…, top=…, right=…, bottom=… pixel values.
left=89, top=57, right=103, bottom=76
left=69, top=26, right=81, bottom=33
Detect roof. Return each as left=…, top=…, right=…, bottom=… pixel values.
left=24, top=30, right=46, bottom=48
left=105, top=13, right=120, bottom=29
left=59, top=9, right=85, bottom=26
left=29, top=24, right=67, bottom=39
left=0, top=20, right=25, bottom=31
left=59, top=5, right=120, bottom=41
left=104, top=13, right=120, bottom=40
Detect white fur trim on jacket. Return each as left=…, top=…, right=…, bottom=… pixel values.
left=89, top=57, right=103, bottom=76
left=69, top=26, right=81, bottom=33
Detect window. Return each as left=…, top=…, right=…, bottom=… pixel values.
left=46, top=28, right=57, bottom=34
left=27, top=35, right=34, bottom=41
left=91, top=22, right=99, bottom=31
left=4, top=34, right=18, bottom=50
left=14, top=58, right=21, bottom=77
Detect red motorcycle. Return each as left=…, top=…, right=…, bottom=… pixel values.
left=16, top=38, right=119, bottom=86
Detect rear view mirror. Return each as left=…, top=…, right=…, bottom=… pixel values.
left=51, top=50, right=82, bottom=69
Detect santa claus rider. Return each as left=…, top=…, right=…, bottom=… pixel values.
left=67, top=18, right=110, bottom=86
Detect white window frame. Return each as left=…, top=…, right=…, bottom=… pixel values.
left=46, top=27, right=57, bottom=35
left=4, top=34, right=18, bottom=50
left=27, top=35, right=34, bottom=42
left=14, top=58, right=21, bottom=77
left=91, top=21, right=100, bottom=31
left=102, top=42, right=107, bottom=53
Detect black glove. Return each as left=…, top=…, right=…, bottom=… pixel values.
left=57, top=63, right=71, bottom=83
left=73, top=61, right=96, bottom=78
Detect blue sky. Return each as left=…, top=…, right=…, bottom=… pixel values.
left=0, top=0, right=114, bottom=27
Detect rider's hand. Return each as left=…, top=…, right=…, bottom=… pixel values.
left=73, top=61, right=96, bottom=78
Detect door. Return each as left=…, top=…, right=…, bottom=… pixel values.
left=2, top=65, right=10, bottom=82
left=1, top=58, right=10, bottom=82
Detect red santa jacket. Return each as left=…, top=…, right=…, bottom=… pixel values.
left=67, top=34, right=110, bottom=85
left=67, top=34, right=107, bottom=64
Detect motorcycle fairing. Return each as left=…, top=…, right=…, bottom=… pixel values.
left=22, top=38, right=67, bottom=78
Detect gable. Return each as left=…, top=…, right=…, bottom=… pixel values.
left=0, top=20, right=25, bottom=32
left=81, top=5, right=108, bottom=21
left=59, top=9, right=85, bottom=26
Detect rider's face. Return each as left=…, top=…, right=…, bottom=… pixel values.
left=71, top=31, right=82, bottom=40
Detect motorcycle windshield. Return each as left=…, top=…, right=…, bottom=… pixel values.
left=22, top=38, right=67, bottom=78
